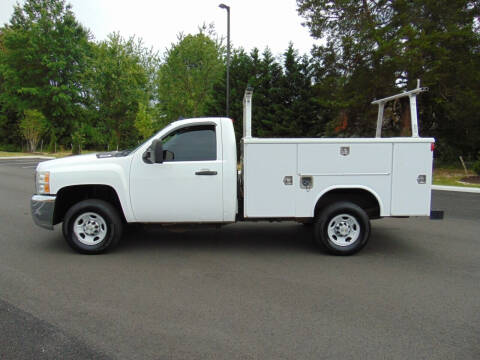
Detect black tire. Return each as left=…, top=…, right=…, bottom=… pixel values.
left=62, top=199, right=123, bottom=254
left=313, top=201, right=370, bottom=255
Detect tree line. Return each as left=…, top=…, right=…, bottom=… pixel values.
left=0, top=0, right=479, bottom=161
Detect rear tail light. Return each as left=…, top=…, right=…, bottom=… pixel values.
left=431, top=143, right=435, bottom=152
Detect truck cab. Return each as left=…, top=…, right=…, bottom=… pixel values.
left=129, top=118, right=237, bottom=223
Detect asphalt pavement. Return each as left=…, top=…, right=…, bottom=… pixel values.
left=0, top=158, right=479, bottom=359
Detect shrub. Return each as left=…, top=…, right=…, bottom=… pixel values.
left=0, top=143, right=21, bottom=152
left=20, top=109, right=47, bottom=152
left=473, top=159, right=480, bottom=176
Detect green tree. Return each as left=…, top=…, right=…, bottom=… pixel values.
left=90, top=33, right=155, bottom=149
left=0, top=0, right=91, bottom=146
left=275, top=44, right=323, bottom=137
left=208, top=45, right=323, bottom=141
left=19, top=109, right=47, bottom=152
left=134, top=101, right=157, bottom=139
left=71, top=121, right=89, bottom=154
left=210, top=47, right=285, bottom=138
left=0, top=31, right=21, bottom=150
left=297, top=0, right=480, bottom=158
left=208, top=48, right=255, bottom=140
left=250, top=48, right=284, bottom=137
left=157, top=29, right=224, bottom=121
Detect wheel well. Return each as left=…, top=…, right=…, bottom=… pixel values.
left=314, top=189, right=381, bottom=219
left=53, top=185, right=125, bottom=225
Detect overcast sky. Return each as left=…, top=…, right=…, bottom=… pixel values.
left=0, top=0, right=318, bottom=57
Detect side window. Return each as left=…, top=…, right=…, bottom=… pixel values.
left=162, top=125, right=216, bottom=162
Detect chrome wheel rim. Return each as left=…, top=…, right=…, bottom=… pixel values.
left=73, top=212, right=107, bottom=246
left=327, top=214, right=360, bottom=247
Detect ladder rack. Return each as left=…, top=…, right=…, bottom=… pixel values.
left=372, top=79, right=428, bottom=138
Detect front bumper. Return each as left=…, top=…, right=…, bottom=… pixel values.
left=31, top=195, right=56, bottom=230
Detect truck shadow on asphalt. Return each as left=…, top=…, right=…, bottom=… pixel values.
left=117, top=222, right=316, bottom=254
left=40, top=222, right=417, bottom=256
left=112, top=222, right=416, bottom=256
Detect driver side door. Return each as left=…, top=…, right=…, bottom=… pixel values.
left=129, top=123, right=224, bottom=222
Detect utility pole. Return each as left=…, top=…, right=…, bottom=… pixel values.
left=219, top=3, right=230, bottom=117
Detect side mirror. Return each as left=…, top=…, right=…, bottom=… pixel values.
left=151, top=139, right=163, bottom=163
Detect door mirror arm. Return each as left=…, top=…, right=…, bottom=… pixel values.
left=143, top=139, right=164, bottom=164
left=163, top=150, right=174, bottom=161
left=142, top=140, right=173, bottom=164
left=151, top=139, right=164, bottom=164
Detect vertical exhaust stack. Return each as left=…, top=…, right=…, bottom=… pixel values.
left=243, top=87, right=253, bottom=139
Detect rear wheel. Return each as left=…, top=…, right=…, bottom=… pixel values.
left=313, top=201, right=370, bottom=255
left=63, top=199, right=123, bottom=254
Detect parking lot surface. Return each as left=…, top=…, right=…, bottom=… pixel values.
left=0, top=158, right=479, bottom=359
left=0, top=157, right=49, bottom=168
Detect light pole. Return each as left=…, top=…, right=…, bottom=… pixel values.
left=219, top=3, right=230, bottom=117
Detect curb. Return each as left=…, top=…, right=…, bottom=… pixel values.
left=432, top=185, right=480, bottom=194
left=0, top=156, right=55, bottom=160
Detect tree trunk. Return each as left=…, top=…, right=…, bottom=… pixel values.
left=29, top=139, right=37, bottom=152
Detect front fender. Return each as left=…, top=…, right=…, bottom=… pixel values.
left=50, top=162, right=134, bottom=222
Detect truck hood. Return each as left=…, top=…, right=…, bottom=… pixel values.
left=36, top=152, right=130, bottom=172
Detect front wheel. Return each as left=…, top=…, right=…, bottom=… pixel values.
left=63, top=199, right=123, bottom=254
left=313, top=202, right=370, bottom=255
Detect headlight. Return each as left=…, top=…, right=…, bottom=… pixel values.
left=36, top=171, right=50, bottom=194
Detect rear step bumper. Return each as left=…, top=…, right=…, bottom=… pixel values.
left=430, top=210, right=444, bottom=220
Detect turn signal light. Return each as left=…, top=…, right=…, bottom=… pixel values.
left=36, top=171, right=51, bottom=194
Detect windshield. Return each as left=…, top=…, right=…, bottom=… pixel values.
left=129, top=123, right=174, bottom=155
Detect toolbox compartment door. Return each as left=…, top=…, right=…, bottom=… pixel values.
left=391, top=142, right=433, bottom=216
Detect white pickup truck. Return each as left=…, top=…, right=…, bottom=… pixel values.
left=31, top=83, right=439, bottom=255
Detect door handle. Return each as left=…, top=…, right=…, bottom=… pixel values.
left=195, top=170, right=217, bottom=176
